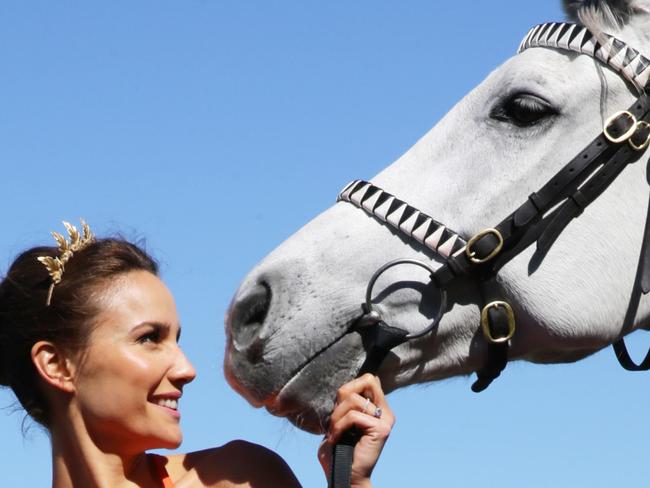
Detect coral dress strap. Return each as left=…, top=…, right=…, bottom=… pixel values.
left=149, top=454, right=175, bottom=488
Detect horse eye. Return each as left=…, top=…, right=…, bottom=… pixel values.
left=491, top=93, right=557, bottom=127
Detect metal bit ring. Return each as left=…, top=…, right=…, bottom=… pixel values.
left=364, top=258, right=447, bottom=340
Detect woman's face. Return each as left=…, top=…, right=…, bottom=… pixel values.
left=71, top=270, right=196, bottom=454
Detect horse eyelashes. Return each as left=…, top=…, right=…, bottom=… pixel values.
left=490, top=93, right=557, bottom=127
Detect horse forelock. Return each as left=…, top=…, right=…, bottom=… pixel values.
left=564, top=0, right=649, bottom=36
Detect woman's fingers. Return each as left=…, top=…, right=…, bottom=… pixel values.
left=328, top=373, right=395, bottom=444
left=336, top=373, right=387, bottom=409
left=329, top=392, right=380, bottom=427
left=320, top=374, right=396, bottom=485
left=328, top=409, right=392, bottom=445
left=331, top=374, right=393, bottom=427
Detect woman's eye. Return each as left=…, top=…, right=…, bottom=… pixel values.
left=490, top=93, right=557, bottom=127
left=138, top=330, right=161, bottom=344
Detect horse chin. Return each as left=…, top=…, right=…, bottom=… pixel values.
left=526, top=347, right=600, bottom=364
left=264, top=331, right=365, bottom=434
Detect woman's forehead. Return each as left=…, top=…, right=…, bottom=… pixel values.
left=92, top=271, right=179, bottom=335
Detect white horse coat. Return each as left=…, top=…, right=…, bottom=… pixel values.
left=225, top=0, right=650, bottom=434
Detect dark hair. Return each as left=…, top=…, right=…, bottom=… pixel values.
left=0, top=237, right=158, bottom=427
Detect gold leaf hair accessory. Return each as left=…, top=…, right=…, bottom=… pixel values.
left=37, top=219, right=95, bottom=306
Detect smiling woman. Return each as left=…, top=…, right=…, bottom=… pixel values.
left=0, top=221, right=395, bottom=488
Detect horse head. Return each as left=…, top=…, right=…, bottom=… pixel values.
left=225, top=0, right=650, bottom=433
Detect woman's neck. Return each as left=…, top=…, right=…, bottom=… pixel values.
left=49, top=416, right=160, bottom=488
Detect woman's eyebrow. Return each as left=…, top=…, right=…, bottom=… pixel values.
left=133, top=321, right=169, bottom=331
left=132, top=321, right=181, bottom=339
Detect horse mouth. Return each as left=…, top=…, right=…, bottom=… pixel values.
left=260, top=326, right=365, bottom=434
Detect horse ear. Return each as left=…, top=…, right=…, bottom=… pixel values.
left=563, top=0, right=650, bottom=25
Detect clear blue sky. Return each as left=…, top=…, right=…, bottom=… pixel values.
left=2, top=1, right=650, bottom=486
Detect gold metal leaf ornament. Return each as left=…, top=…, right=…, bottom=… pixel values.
left=37, top=219, right=95, bottom=306
left=51, top=232, right=69, bottom=253
left=37, top=256, right=63, bottom=283
left=63, top=221, right=81, bottom=250
left=81, top=220, right=93, bottom=242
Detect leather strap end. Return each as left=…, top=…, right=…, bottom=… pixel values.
left=471, top=376, right=494, bottom=393
left=513, top=199, right=538, bottom=228
left=640, top=268, right=650, bottom=294
left=536, top=199, right=581, bottom=253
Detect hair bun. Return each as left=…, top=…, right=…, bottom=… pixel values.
left=0, top=337, right=8, bottom=387
left=0, top=313, right=9, bottom=387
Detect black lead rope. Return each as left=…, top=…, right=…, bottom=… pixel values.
left=329, top=259, right=444, bottom=488
left=329, top=322, right=408, bottom=488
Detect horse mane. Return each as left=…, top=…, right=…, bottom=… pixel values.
left=563, top=1, right=644, bottom=124
left=564, top=1, right=648, bottom=37
left=563, top=1, right=650, bottom=112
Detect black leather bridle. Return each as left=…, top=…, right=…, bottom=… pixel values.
left=329, top=21, right=650, bottom=488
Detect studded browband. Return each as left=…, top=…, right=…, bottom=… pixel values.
left=519, top=22, right=650, bottom=94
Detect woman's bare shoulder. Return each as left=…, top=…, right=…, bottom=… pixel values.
left=164, top=440, right=302, bottom=488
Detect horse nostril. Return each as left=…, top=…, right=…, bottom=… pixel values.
left=228, top=281, right=272, bottom=358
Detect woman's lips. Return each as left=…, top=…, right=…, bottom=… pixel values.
left=150, top=395, right=181, bottom=419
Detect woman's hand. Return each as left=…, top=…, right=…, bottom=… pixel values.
left=318, top=373, right=395, bottom=488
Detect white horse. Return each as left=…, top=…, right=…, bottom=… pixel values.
left=225, top=0, right=650, bottom=433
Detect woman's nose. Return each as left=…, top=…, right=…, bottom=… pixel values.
left=170, top=347, right=197, bottom=385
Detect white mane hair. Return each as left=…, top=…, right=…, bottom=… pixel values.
left=566, top=0, right=635, bottom=27
left=564, top=0, right=650, bottom=37
left=562, top=0, right=650, bottom=117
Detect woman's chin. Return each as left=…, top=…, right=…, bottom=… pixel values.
left=147, top=430, right=183, bottom=451
left=159, top=435, right=183, bottom=450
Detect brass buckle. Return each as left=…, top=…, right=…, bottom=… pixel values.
left=465, top=228, right=504, bottom=264
left=603, top=111, right=637, bottom=143
left=480, top=301, right=515, bottom=344
left=629, top=121, right=650, bottom=151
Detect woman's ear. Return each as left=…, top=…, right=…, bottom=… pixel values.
left=31, top=341, right=76, bottom=394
